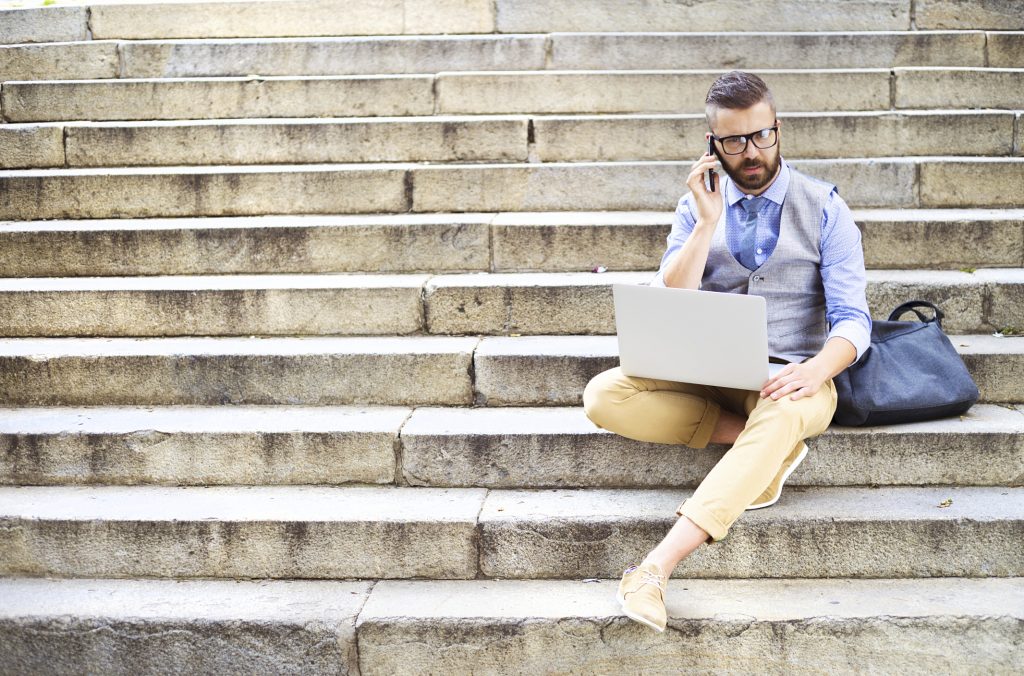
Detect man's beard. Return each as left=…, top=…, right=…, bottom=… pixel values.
left=722, top=148, right=782, bottom=192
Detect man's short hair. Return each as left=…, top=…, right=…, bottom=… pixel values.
left=705, top=71, right=776, bottom=128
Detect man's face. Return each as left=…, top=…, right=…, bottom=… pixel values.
left=708, top=100, right=781, bottom=194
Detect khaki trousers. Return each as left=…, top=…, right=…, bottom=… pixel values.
left=582, top=367, right=838, bottom=542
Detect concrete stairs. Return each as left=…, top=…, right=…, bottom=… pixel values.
left=1, top=0, right=1023, bottom=673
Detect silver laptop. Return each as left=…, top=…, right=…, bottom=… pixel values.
left=612, top=284, right=788, bottom=391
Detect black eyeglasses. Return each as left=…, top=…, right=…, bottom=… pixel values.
left=711, top=124, right=779, bottom=155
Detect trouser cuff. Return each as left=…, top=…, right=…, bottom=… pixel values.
left=687, top=398, right=721, bottom=449
left=676, top=498, right=729, bottom=543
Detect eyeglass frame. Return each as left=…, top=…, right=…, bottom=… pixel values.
left=709, top=123, right=780, bottom=155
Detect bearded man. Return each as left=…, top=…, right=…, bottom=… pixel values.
left=583, top=70, right=872, bottom=632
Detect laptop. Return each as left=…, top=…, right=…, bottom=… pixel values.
left=612, top=284, right=788, bottom=391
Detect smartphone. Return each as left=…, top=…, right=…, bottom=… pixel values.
left=705, top=137, right=717, bottom=192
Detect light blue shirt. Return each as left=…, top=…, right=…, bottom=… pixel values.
left=651, top=159, right=873, bottom=364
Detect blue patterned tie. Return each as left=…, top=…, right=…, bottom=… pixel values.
left=737, top=196, right=765, bottom=271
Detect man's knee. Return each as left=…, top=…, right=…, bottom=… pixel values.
left=582, top=367, right=631, bottom=429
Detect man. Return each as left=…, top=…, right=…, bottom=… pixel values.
left=582, top=71, right=872, bottom=632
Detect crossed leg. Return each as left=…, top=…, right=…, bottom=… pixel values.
left=583, top=366, right=837, bottom=573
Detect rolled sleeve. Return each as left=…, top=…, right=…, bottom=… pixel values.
left=820, top=191, right=873, bottom=365
left=652, top=193, right=698, bottom=287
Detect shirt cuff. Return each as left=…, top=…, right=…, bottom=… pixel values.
left=828, top=319, right=872, bottom=365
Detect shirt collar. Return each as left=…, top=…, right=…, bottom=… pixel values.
left=725, top=158, right=790, bottom=207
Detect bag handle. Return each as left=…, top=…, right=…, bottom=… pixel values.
left=888, top=300, right=944, bottom=328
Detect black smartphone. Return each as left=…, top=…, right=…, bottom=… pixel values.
left=706, top=137, right=717, bottom=192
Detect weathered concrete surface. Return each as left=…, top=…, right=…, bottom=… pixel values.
left=424, top=271, right=646, bottom=335
left=0, top=123, right=64, bottom=169
left=64, top=117, right=529, bottom=167
left=0, top=6, right=87, bottom=44
left=0, top=485, right=484, bottom=578
left=437, top=70, right=891, bottom=115
left=854, top=208, right=1024, bottom=269
left=958, top=334, right=1024, bottom=403
left=864, top=268, right=1014, bottom=334
left=122, top=35, right=546, bottom=77
left=0, top=406, right=409, bottom=486
left=399, top=405, right=1024, bottom=488
left=896, top=68, right=1024, bottom=110
left=478, top=486, right=1024, bottom=578
left=0, top=336, right=478, bottom=406
left=786, top=158, right=918, bottom=207
left=90, top=0, right=494, bottom=39
left=472, top=335, right=1023, bottom=405
left=411, top=162, right=691, bottom=212
left=980, top=268, right=1024, bottom=332
left=1, top=75, right=436, bottom=122
left=0, top=41, right=119, bottom=82
left=532, top=111, right=1015, bottom=162
left=920, top=159, right=1024, bottom=208
left=1, top=158, right=1001, bottom=220
left=0, top=274, right=429, bottom=337
left=494, top=0, right=912, bottom=32
left=411, top=159, right=918, bottom=213
left=0, top=578, right=369, bottom=675
left=358, top=578, right=1024, bottom=675
left=0, top=165, right=410, bottom=219
left=420, top=269, right=1018, bottom=335
left=473, top=336, right=618, bottom=406
left=916, top=0, right=1024, bottom=29
left=988, top=31, right=1024, bottom=68
left=490, top=212, right=669, bottom=272
left=0, top=214, right=493, bottom=277
left=548, top=31, right=986, bottom=69
left=3, top=209, right=1019, bottom=278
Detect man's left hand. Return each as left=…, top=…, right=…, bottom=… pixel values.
left=761, top=361, right=829, bottom=401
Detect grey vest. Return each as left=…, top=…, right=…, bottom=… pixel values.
left=701, top=167, right=835, bottom=363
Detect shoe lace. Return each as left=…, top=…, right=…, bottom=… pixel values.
left=638, top=569, right=665, bottom=590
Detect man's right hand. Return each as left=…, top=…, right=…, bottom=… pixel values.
left=686, top=150, right=724, bottom=228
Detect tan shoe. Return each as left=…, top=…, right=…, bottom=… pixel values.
left=616, top=561, right=667, bottom=632
left=746, top=440, right=808, bottom=510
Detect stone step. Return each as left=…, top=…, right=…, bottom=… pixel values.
left=435, top=68, right=1023, bottom=116
left=3, top=158, right=1024, bottom=219
left=4, top=0, right=1021, bottom=45
left=1, top=577, right=1020, bottom=675
left=2, top=210, right=1021, bottom=277
left=0, top=273, right=431, bottom=336
left=0, top=485, right=1020, bottom=578
left=472, top=334, right=1023, bottom=406
left=3, top=403, right=1020, bottom=487
left=422, top=269, right=1024, bottom=336
left=476, top=486, right=1024, bottom=579
left=5, top=69, right=1023, bottom=123
left=4, top=110, right=1020, bottom=170
left=0, top=577, right=370, bottom=675
left=531, top=110, right=1022, bottom=163
left=494, top=0, right=1023, bottom=33
left=0, top=334, right=1017, bottom=406
left=0, top=268, right=1019, bottom=337
left=6, top=1, right=1010, bottom=45
left=0, top=213, right=497, bottom=276
left=0, top=336, right=479, bottom=406
left=0, top=405, right=411, bottom=486
left=361, top=578, right=1024, bottom=674
left=3, top=31, right=1007, bottom=82
left=1, top=74, right=439, bottom=122
left=0, top=485, right=486, bottom=579
left=0, top=0, right=496, bottom=44
left=1, top=116, right=531, bottom=170
left=399, top=405, right=1024, bottom=489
